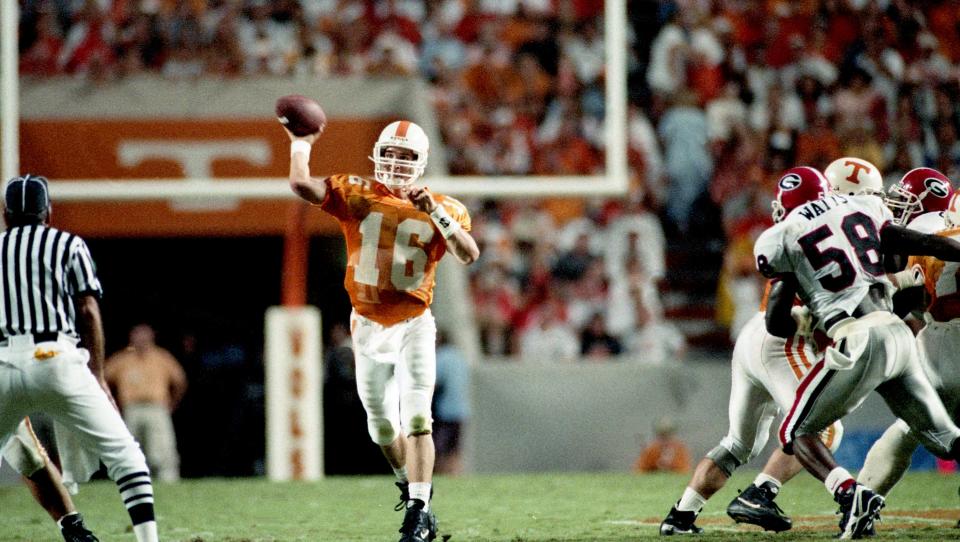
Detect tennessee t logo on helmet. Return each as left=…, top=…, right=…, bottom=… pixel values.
left=824, top=157, right=883, bottom=196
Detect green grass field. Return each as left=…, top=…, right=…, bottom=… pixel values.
left=0, top=472, right=957, bottom=541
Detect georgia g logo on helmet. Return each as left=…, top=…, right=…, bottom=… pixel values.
left=779, top=173, right=802, bottom=191
left=925, top=177, right=950, bottom=199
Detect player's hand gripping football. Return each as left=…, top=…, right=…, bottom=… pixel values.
left=407, top=186, right=438, bottom=213
left=281, top=126, right=320, bottom=145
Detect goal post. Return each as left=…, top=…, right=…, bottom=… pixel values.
left=264, top=306, right=323, bottom=481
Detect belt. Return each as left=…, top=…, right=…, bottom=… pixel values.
left=0, top=332, right=63, bottom=347
left=823, top=284, right=891, bottom=333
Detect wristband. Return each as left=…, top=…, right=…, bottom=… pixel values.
left=290, top=140, right=312, bottom=158
left=891, top=265, right=924, bottom=290
left=430, top=205, right=461, bottom=239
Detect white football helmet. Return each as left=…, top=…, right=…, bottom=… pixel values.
left=369, top=120, right=428, bottom=188
left=824, top=157, right=883, bottom=196
left=945, top=192, right=960, bottom=228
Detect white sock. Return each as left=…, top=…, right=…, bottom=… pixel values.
left=393, top=466, right=408, bottom=482
left=754, top=473, right=783, bottom=494
left=409, top=482, right=432, bottom=510
left=676, top=487, right=706, bottom=513
left=825, top=466, right=854, bottom=496
left=133, top=520, right=159, bottom=542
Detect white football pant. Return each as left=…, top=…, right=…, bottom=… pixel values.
left=351, top=309, right=437, bottom=445
left=1, top=418, right=48, bottom=477
left=0, top=335, right=149, bottom=482
left=721, top=312, right=842, bottom=465
left=859, top=317, right=960, bottom=494
left=780, top=312, right=960, bottom=458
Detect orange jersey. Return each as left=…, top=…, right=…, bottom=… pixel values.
left=909, top=226, right=960, bottom=322
left=320, top=174, right=471, bottom=326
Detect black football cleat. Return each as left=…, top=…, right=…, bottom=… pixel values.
left=660, top=505, right=703, bottom=536
left=836, top=483, right=884, bottom=539
left=398, top=500, right=438, bottom=542
left=60, top=513, right=99, bottom=542
left=726, top=483, right=792, bottom=532
left=395, top=481, right=410, bottom=511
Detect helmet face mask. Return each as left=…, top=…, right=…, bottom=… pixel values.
left=885, top=167, right=954, bottom=226
left=945, top=193, right=960, bottom=228
left=370, top=121, right=429, bottom=188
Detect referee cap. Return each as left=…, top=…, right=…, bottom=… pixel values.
left=5, top=174, right=50, bottom=217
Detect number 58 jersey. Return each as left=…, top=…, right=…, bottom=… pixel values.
left=320, top=174, right=471, bottom=326
left=754, top=194, right=894, bottom=326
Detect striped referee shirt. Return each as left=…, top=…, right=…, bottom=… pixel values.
left=0, top=225, right=102, bottom=339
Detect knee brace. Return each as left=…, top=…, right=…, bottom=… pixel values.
left=708, top=439, right=747, bottom=477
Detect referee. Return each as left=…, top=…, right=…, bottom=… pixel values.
left=0, top=174, right=160, bottom=542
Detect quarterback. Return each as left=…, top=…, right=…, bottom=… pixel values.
left=283, top=119, right=479, bottom=542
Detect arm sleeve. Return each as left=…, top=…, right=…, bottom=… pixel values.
left=753, top=228, right=787, bottom=278
left=66, top=237, right=103, bottom=298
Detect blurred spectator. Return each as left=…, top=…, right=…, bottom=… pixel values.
left=19, top=9, right=63, bottom=75
left=659, top=90, right=712, bottom=232
left=552, top=231, right=596, bottom=282
left=518, top=297, right=579, bottom=362
left=433, top=331, right=470, bottom=475
left=106, top=324, right=188, bottom=482
left=58, top=0, right=115, bottom=78
left=624, top=285, right=687, bottom=365
left=580, top=312, right=622, bottom=360
left=633, top=417, right=691, bottom=474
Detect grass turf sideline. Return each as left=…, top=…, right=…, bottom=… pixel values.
left=0, top=472, right=956, bottom=540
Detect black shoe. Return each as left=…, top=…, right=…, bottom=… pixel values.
left=660, top=505, right=703, bottom=536
left=60, top=513, right=99, bottom=542
left=398, top=500, right=438, bottom=542
left=726, top=483, right=792, bottom=532
left=835, top=484, right=884, bottom=539
left=395, top=481, right=410, bottom=511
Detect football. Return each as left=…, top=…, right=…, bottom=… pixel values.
left=275, top=94, right=326, bottom=137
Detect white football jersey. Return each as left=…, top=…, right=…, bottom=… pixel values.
left=907, top=211, right=946, bottom=234
left=754, top=194, right=895, bottom=326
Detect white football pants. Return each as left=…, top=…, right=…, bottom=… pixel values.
left=351, top=309, right=437, bottom=445
left=721, top=312, right=843, bottom=464
left=0, top=334, right=149, bottom=482
left=780, top=312, right=960, bottom=458
left=859, top=317, right=960, bottom=494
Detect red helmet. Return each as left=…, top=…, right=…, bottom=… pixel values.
left=886, top=167, right=954, bottom=225
left=772, top=167, right=829, bottom=223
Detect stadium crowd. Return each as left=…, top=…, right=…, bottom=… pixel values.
left=16, top=0, right=960, bottom=358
